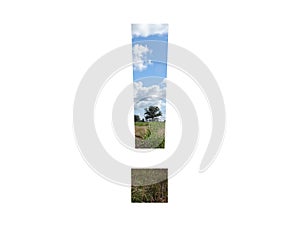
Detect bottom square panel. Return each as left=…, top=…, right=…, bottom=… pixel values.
left=131, top=168, right=168, bottom=203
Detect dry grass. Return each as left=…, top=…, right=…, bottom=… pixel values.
left=135, top=126, right=151, bottom=139
left=131, top=169, right=168, bottom=203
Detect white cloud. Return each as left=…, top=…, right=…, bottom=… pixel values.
left=135, top=98, right=165, bottom=110
left=132, top=44, right=152, bottom=71
left=134, top=81, right=166, bottom=101
left=132, top=24, right=168, bottom=37
left=134, top=81, right=166, bottom=111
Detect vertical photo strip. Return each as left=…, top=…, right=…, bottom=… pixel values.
left=132, top=24, right=168, bottom=149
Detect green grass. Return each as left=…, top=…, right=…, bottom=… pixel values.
left=158, top=138, right=165, bottom=148
left=135, top=122, right=165, bottom=148
left=140, top=127, right=151, bottom=139
left=135, top=122, right=149, bottom=126
left=131, top=169, right=168, bottom=203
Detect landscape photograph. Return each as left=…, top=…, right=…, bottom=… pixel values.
left=132, top=24, right=168, bottom=149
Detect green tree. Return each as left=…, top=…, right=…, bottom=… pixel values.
left=134, top=115, right=141, bottom=122
left=144, top=106, right=162, bottom=121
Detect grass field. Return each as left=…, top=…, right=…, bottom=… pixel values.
left=135, top=121, right=165, bottom=148
left=135, top=122, right=149, bottom=126
left=131, top=169, right=168, bottom=203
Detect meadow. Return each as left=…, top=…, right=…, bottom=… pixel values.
left=135, top=121, right=165, bottom=148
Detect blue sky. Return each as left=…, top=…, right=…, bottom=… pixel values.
left=132, top=24, right=168, bottom=121
left=132, top=34, right=168, bottom=82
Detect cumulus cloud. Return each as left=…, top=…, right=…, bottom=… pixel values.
left=134, top=81, right=166, bottom=101
left=135, top=98, right=165, bottom=110
left=134, top=80, right=166, bottom=111
left=132, top=44, right=152, bottom=71
left=132, top=24, right=168, bottom=37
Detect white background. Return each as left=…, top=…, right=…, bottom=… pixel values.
left=1, top=0, right=300, bottom=224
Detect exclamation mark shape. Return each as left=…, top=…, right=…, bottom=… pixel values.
left=131, top=24, right=168, bottom=203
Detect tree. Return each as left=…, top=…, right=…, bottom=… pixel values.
left=144, top=106, right=162, bottom=121
left=134, top=115, right=141, bottom=122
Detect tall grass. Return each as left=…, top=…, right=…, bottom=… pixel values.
left=135, top=122, right=165, bottom=148
left=131, top=169, right=168, bottom=203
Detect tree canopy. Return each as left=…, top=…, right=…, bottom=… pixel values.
left=144, top=106, right=162, bottom=121
left=134, top=115, right=141, bottom=122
